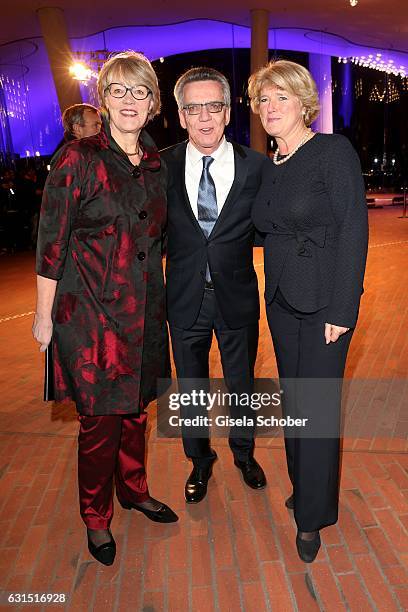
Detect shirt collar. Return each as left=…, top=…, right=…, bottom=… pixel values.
left=187, top=136, right=228, bottom=166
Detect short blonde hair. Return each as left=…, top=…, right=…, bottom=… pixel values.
left=97, top=51, right=161, bottom=120
left=248, top=59, right=320, bottom=126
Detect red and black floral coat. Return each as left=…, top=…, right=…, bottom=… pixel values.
left=36, top=122, right=170, bottom=415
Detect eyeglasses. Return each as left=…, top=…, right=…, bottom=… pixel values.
left=105, top=83, right=151, bottom=100
left=182, top=101, right=226, bottom=115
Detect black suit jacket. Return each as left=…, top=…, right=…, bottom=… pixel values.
left=252, top=134, right=369, bottom=329
left=161, top=140, right=268, bottom=330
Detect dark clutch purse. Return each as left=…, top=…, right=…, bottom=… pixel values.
left=44, top=343, right=55, bottom=401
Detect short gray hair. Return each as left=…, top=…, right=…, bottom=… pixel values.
left=62, top=104, right=99, bottom=136
left=174, top=67, right=231, bottom=108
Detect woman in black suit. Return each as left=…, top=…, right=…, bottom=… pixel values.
left=248, top=60, right=368, bottom=562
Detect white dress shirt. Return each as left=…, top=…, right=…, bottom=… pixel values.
left=185, top=137, right=235, bottom=219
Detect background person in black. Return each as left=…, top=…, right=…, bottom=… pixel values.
left=52, top=104, right=102, bottom=156
left=0, top=169, right=20, bottom=252
left=162, top=67, right=268, bottom=503
left=61, top=104, right=102, bottom=140
left=248, top=60, right=368, bottom=563
left=17, top=167, right=43, bottom=248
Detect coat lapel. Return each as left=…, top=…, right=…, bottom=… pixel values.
left=210, top=142, right=248, bottom=237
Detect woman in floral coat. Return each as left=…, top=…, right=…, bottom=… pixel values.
left=33, top=51, right=178, bottom=566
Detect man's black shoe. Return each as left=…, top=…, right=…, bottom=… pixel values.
left=234, top=457, right=267, bottom=489
left=185, top=455, right=217, bottom=503
left=285, top=493, right=294, bottom=509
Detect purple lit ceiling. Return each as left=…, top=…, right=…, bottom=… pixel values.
left=70, top=22, right=408, bottom=69
left=2, top=1, right=408, bottom=52
left=1, top=21, right=407, bottom=157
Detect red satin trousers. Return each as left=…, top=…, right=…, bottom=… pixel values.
left=78, top=413, right=150, bottom=529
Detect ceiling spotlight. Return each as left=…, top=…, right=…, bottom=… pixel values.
left=69, top=62, right=93, bottom=82
left=350, top=0, right=358, bottom=6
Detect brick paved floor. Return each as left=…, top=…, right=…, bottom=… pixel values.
left=0, top=207, right=407, bottom=611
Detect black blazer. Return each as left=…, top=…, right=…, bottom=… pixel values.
left=161, top=140, right=268, bottom=330
left=252, top=134, right=369, bottom=329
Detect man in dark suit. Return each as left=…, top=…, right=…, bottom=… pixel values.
left=52, top=104, right=102, bottom=157
left=161, top=67, right=268, bottom=503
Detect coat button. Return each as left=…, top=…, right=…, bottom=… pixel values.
left=139, top=210, right=147, bottom=220
left=137, top=252, right=146, bottom=261
left=272, top=223, right=278, bottom=229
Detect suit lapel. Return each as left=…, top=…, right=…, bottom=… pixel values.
left=211, top=143, right=248, bottom=237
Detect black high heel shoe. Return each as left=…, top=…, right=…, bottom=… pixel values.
left=285, top=493, right=294, bottom=509
left=87, top=529, right=116, bottom=566
left=296, top=530, right=321, bottom=563
left=119, top=498, right=179, bottom=523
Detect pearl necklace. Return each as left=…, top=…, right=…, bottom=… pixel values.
left=273, top=130, right=314, bottom=165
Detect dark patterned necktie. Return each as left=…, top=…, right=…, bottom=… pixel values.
left=197, top=156, right=218, bottom=282
left=197, top=156, right=218, bottom=238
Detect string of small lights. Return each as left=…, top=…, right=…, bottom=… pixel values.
left=338, top=54, right=406, bottom=78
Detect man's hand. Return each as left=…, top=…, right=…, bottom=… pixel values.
left=325, top=323, right=350, bottom=344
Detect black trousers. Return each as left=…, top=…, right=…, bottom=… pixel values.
left=170, top=288, right=259, bottom=467
left=267, top=288, right=353, bottom=532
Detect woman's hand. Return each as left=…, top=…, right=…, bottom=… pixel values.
left=34, top=275, right=57, bottom=351
left=325, top=323, right=350, bottom=344
left=32, top=313, right=53, bottom=352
